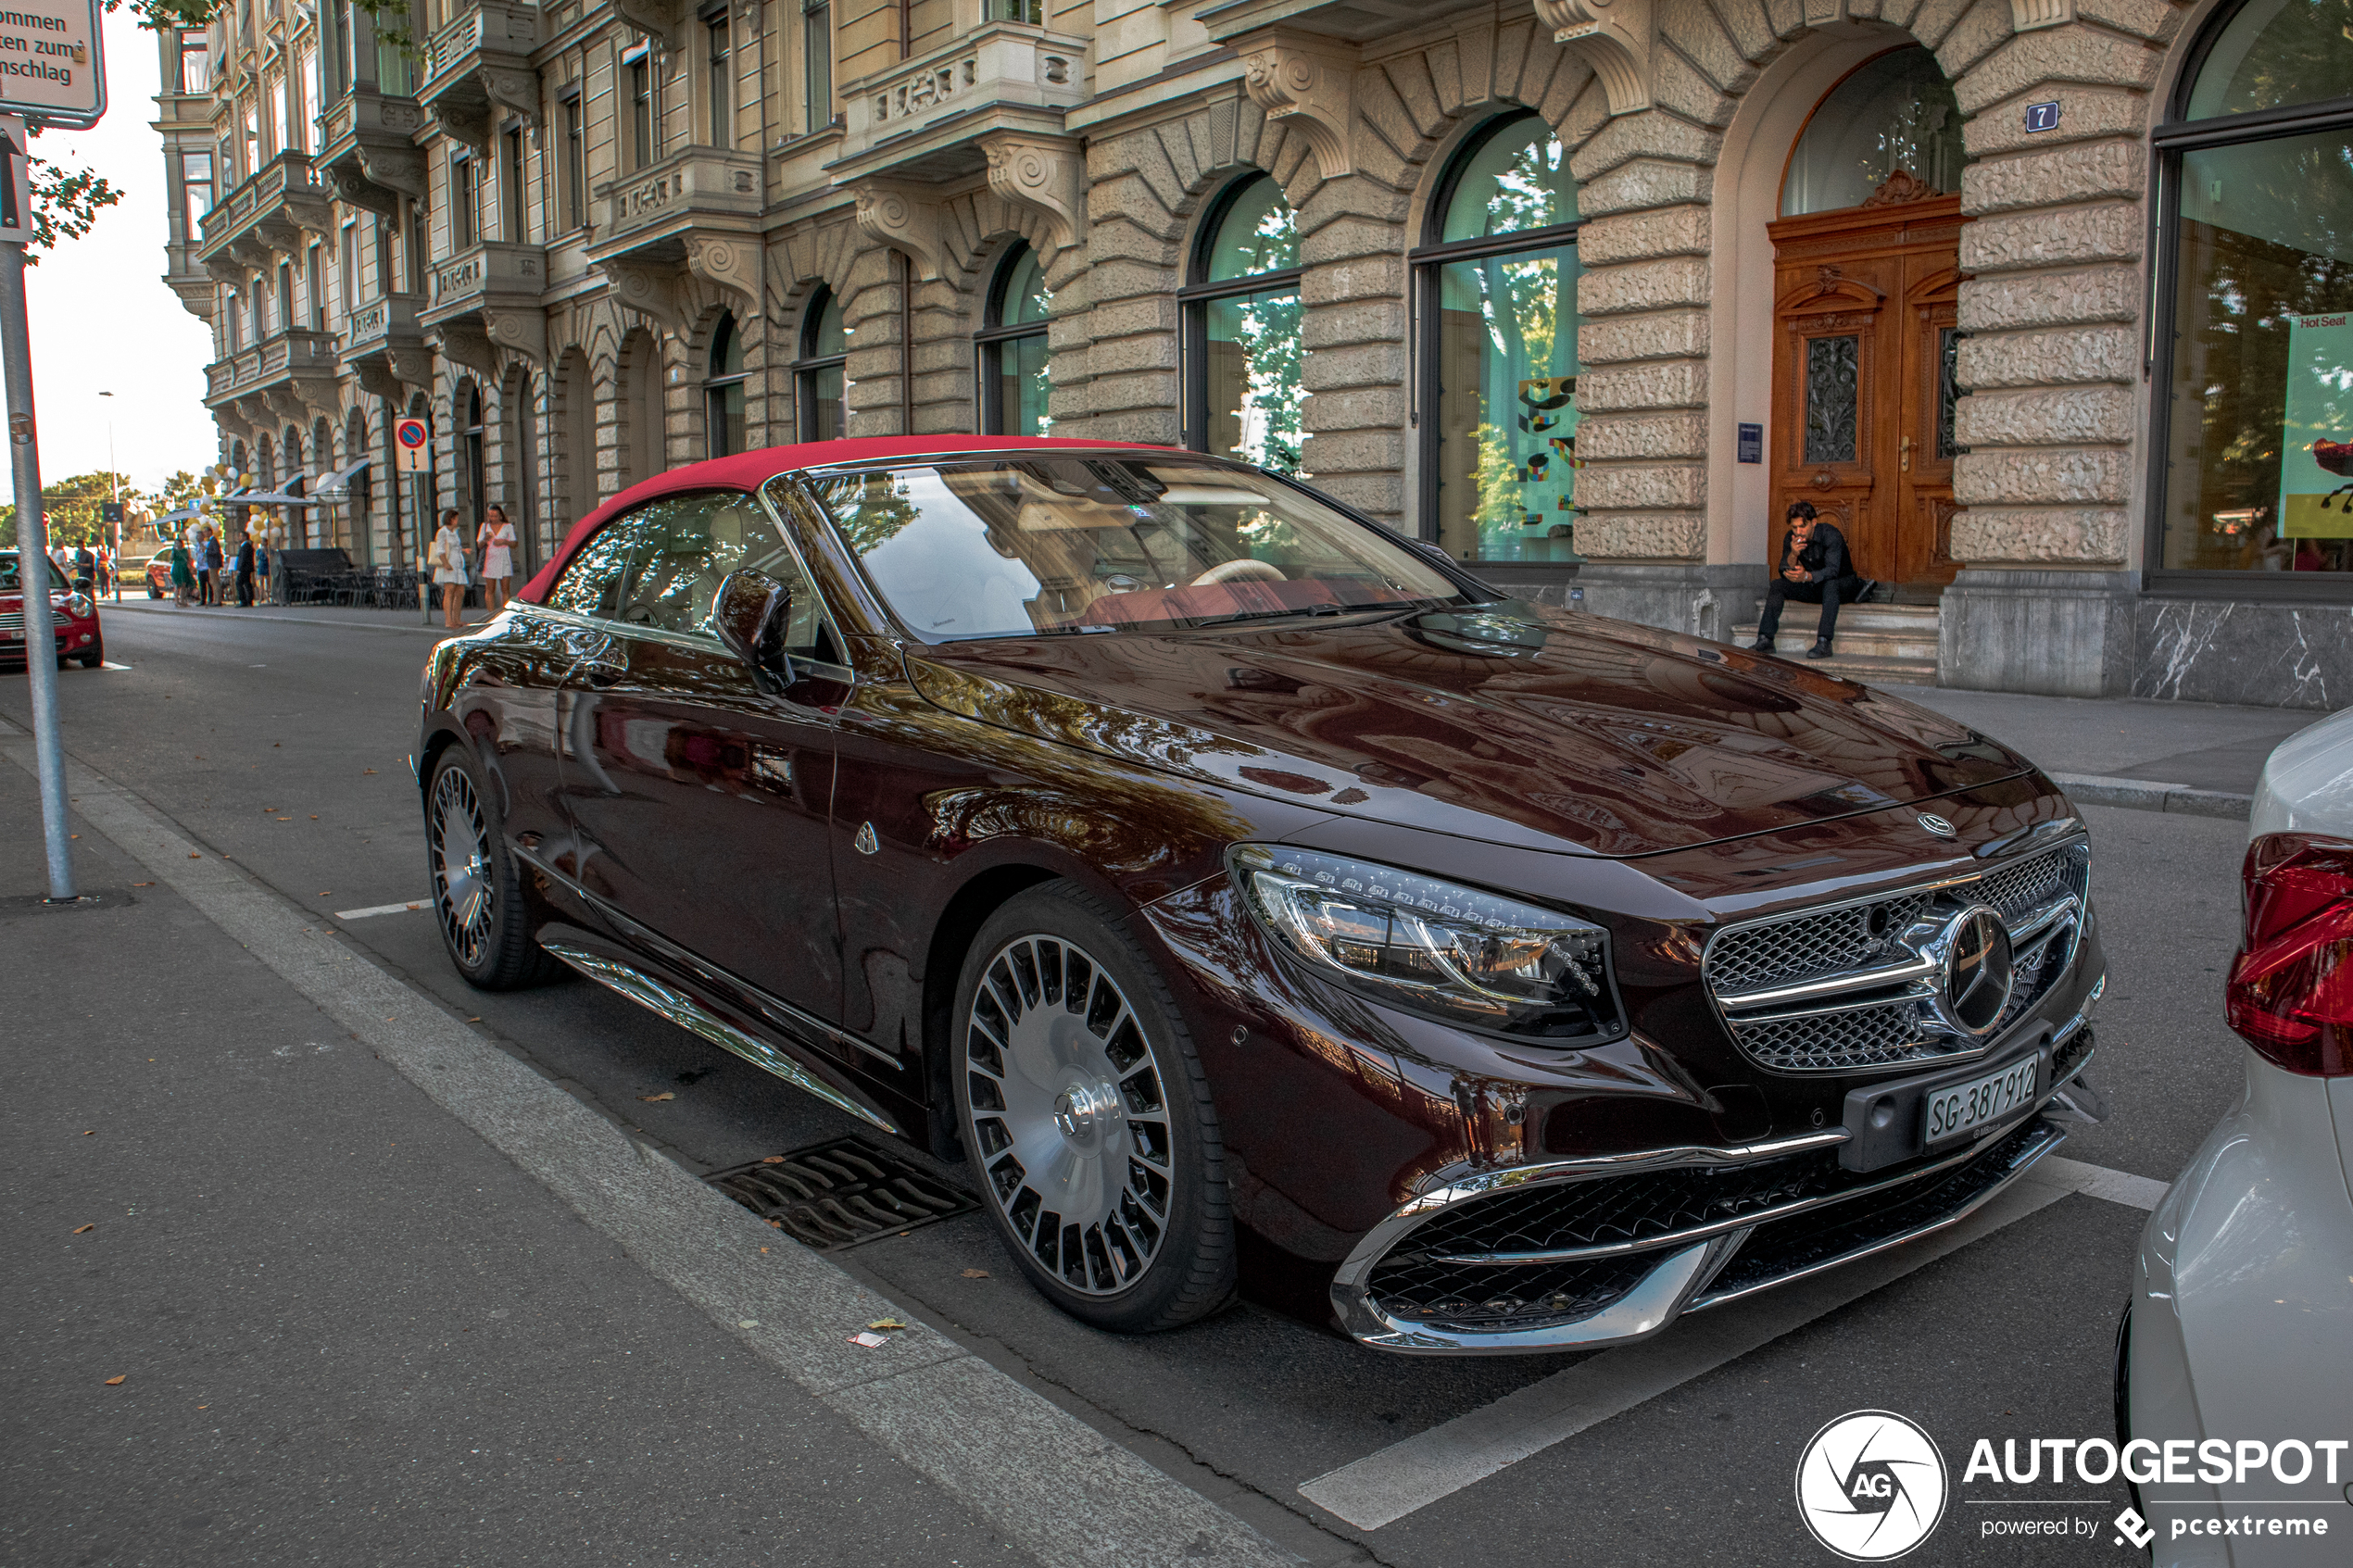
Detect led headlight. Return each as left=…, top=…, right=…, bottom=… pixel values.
left=1230, top=845, right=1623, bottom=1042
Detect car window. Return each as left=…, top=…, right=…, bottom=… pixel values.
left=557, top=493, right=835, bottom=657
left=0, top=554, right=67, bottom=594
left=547, top=509, right=659, bottom=621
left=799, top=456, right=1466, bottom=641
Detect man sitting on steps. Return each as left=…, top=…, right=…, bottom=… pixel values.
left=1752, top=500, right=1874, bottom=659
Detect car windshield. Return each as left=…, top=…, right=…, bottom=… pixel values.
left=0, top=554, right=67, bottom=593
left=792, top=455, right=1469, bottom=640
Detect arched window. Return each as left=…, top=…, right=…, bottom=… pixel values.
left=1414, top=113, right=1580, bottom=567
left=508, top=371, right=542, bottom=572
left=1780, top=47, right=1963, bottom=217
left=620, top=333, right=661, bottom=489
left=796, top=287, right=846, bottom=443
left=459, top=380, right=486, bottom=523
left=559, top=349, right=596, bottom=514
left=707, top=311, right=749, bottom=457
left=2149, top=0, right=2353, bottom=585
left=1181, top=174, right=1302, bottom=470
left=976, top=245, right=1051, bottom=436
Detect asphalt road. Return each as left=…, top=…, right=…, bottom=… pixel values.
left=1, top=599, right=2286, bottom=1566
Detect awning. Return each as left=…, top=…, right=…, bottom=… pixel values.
left=153, top=507, right=203, bottom=525
left=308, top=458, right=371, bottom=498
left=231, top=490, right=318, bottom=507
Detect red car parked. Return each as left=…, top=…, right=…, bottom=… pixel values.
left=1, top=551, right=104, bottom=668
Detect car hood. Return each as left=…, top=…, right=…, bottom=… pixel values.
left=904, top=604, right=2036, bottom=858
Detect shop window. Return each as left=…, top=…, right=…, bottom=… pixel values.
left=796, top=288, right=846, bottom=443
left=1181, top=173, right=1302, bottom=472
left=977, top=244, right=1051, bottom=437
left=460, top=381, right=485, bottom=521
left=1782, top=46, right=1963, bottom=217
left=707, top=311, right=749, bottom=457
left=2152, top=0, right=2353, bottom=583
left=1414, top=112, right=1581, bottom=565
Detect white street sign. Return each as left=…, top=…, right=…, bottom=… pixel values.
left=394, top=416, right=430, bottom=472
left=0, top=0, right=103, bottom=130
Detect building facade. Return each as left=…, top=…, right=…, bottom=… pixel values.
left=156, top=0, right=2353, bottom=704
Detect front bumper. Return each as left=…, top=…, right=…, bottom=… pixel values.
left=1330, top=1010, right=2103, bottom=1353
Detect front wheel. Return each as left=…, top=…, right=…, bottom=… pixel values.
left=425, top=748, right=557, bottom=990
left=145, top=583, right=160, bottom=599
left=952, top=882, right=1233, bottom=1333
left=75, top=638, right=102, bottom=669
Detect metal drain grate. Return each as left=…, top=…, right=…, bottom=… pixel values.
left=707, top=1136, right=976, bottom=1249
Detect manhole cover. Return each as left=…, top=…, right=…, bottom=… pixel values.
left=708, top=1136, right=975, bottom=1249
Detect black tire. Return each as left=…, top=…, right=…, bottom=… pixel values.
left=425, top=746, right=558, bottom=990
left=951, top=881, right=1233, bottom=1333
left=145, top=583, right=160, bottom=599
left=75, top=638, right=102, bottom=669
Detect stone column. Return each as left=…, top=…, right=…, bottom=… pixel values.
left=1939, top=6, right=2167, bottom=696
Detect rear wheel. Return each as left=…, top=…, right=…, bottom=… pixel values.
left=952, top=882, right=1233, bottom=1333
left=145, top=582, right=160, bottom=599
left=426, top=747, right=557, bottom=990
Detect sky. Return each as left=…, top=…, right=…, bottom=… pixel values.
left=24, top=6, right=220, bottom=495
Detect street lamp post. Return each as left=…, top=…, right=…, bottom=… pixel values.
left=98, top=390, right=116, bottom=600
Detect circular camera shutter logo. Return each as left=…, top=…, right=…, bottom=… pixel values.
left=1794, top=1410, right=1947, bottom=1561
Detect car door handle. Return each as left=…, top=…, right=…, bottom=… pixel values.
left=575, top=659, right=627, bottom=689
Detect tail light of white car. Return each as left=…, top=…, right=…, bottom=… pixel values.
left=2224, top=832, right=2353, bottom=1076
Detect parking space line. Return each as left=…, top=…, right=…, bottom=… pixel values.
left=333, top=899, right=426, bottom=920
left=0, top=720, right=1303, bottom=1568
left=1298, top=1151, right=2165, bottom=1531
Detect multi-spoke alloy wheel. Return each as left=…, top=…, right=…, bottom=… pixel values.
left=954, top=884, right=1233, bottom=1331
left=424, top=749, right=556, bottom=991
left=431, top=765, right=495, bottom=968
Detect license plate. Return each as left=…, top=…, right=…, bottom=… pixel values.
left=1924, top=1055, right=2040, bottom=1145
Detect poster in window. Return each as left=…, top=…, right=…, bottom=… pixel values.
left=2278, top=312, right=2353, bottom=538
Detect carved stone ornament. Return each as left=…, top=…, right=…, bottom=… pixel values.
left=599, top=255, right=692, bottom=334
left=1232, top=30, right=1356, bottom=181
left=978, top=132, right=1085, bottom=257
left=484, top=307, right=548, bottom=362
left=610, top=0, right=686, bottom=53
left=1531, top=0, right=1654, bottom=117
left=1862, top=168, right=1938, bottom=207
left=851, top=182, right=953, bottom=283
left=428, top=320, right=497, bottom=374
left=2010, top=0, right=2073, bottom=29
left=483, top=68, right=541, bottom=129
left=684, top=233, right=760, bottom=313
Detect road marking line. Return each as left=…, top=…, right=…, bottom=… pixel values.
left=333, top=900, right=426, bottom=920
left=0, top=719, right=1302, bottom=1568
left=1297, top=1151, right=2164, bottom=1531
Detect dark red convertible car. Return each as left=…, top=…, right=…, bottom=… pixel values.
left=417, top=437, right=2106, bottom=1352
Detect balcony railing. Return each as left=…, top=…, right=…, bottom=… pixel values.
left=342, top=295, right=427, bottom=359
left=202, top=328, right=340, bottom=408
left=422, top=242, right=547, bottom=325
left=319, top=87, right=427, bottom=216
left=420, top=0, right=541, bottom=144
left=832, top=23, right=1088, bottom=171
left=593, top=147, right=761, bottom=252
left=422, top=0, right=539, bottom=81
left=196, top=153, right=334, bottom=272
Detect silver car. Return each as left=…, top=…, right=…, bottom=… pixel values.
left=2124, top=706, right=2353, bottom=1564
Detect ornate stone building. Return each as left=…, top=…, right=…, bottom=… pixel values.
left=155, top=0, right=2353, bottom=704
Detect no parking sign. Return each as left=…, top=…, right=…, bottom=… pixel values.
left=394, top=417, right=430, bottom=472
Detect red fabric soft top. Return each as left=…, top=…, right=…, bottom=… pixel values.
left=515, top=435, right=1169, bottom=606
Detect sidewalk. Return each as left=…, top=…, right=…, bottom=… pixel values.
left=105, top=597, right=472, bottom=636
left=0, top=739, right=1300, bottom=1568
left=1879, top=681, right=2321, bottom=812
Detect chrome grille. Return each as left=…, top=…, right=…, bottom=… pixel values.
left=1705, top=841, right=2089, bottom=1074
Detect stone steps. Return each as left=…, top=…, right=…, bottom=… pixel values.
left=1730, top=601, right=1940, bottom=685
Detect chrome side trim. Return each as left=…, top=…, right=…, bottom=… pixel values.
left=1684, top=1118, right=2067, bottom=1311
left=1427, top=1129, right=2004, bottom=1266
left=2052, top=973, right=2106, bottom=1049
left=1717, top=953, right=1940, bottom=1014
left=541, top=941, right=899, bottom=1135
left=1336, top=1230, right=1752, bottom=1357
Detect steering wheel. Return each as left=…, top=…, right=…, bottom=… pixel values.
left=1192, top=558, right=1287, bottom=587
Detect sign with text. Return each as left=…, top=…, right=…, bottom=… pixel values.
left=1738, top=422, right=1764, bottom=464
left=2022, top=101, right=2061, bottom=132
left=0, top=1, right=102, bottom=130
left=2279, top=313, right=2353, bottom=538
left=393, top=417, right=430, bottom=472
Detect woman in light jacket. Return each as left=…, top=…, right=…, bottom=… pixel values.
left=431, top=508, right=469, bottom=628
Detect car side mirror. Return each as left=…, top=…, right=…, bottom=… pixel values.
left=712, top=570, right=794, bottom=694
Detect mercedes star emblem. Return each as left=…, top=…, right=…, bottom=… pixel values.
left=1917, top=812, right=1957, bottom=839
left=1939, top=905, right=2015, bottom=1035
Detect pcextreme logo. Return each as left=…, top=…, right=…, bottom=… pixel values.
left=1795, top=1411, right=1949, bottom=1562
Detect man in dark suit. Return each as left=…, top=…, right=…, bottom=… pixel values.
left=233, top=531, right=257, bottom=607
left=1752, top=501, right=1873, bottom=659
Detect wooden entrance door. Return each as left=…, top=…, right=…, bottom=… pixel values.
left=1768, top=186, right=1966, bottom=590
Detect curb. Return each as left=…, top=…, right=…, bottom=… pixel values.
left=2050, top=772, right=2252, bottom=822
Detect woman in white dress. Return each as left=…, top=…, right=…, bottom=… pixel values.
left=475, top=504, right=517, bottom=616
left=431, top=508, right=469, bottom=628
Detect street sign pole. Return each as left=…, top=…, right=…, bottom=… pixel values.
left=0, top=118, right=72, bottom=898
